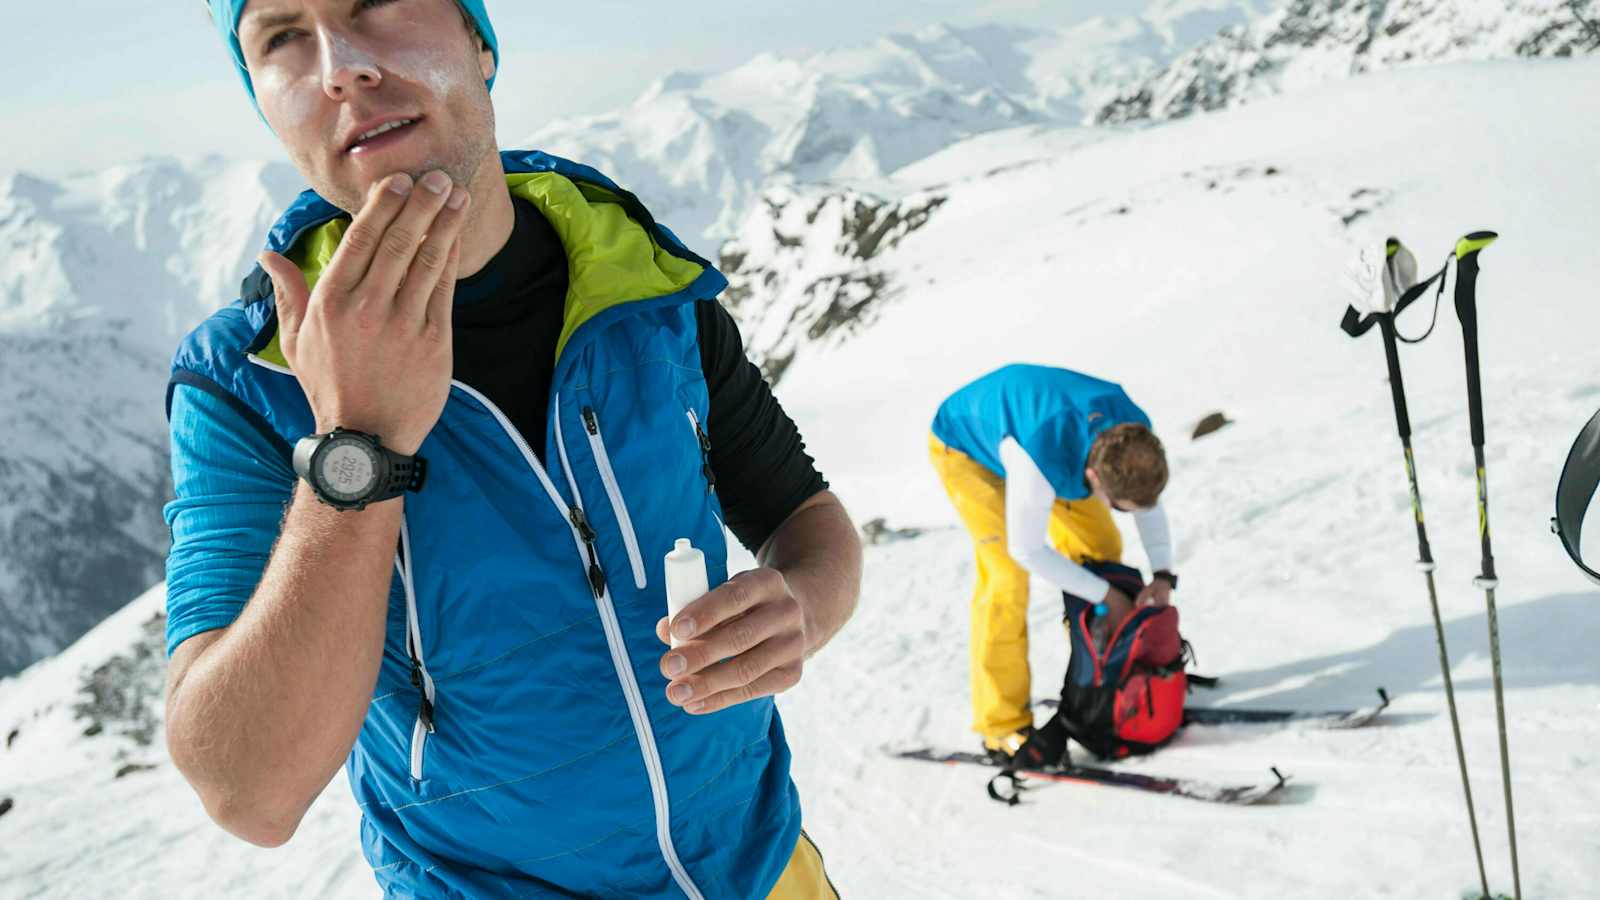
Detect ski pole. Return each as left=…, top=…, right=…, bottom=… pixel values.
left=1340, top=239, right=1491, bottom=900
left=1451, top=230, right=1521, bottom=900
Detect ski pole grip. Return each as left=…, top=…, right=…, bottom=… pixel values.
left=1453, top=231, right=1498, bottom=448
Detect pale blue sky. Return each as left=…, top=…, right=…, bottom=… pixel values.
left=2, top=1, right=1141, bottom=177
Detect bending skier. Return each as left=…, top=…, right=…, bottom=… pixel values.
left=929, top=364, right=1177, bottom=763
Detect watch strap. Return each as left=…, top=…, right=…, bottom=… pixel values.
left=1153, top=570, right=1179, bottom=590
left=379, top=447, right=428, bottom=499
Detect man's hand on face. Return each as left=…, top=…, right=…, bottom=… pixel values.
left=1136, top=579, right=1173, bottom=608
left=258, top=170, right=471, bottom=456
left=655, top=569, right=808, bottom=715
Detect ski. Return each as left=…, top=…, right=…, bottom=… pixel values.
left=1035, top=687, right=1391, bottom=730
left=891, top=747, right=1289, bottom=805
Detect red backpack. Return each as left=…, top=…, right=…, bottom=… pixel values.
left=1054, top=561, right=1188, bottom=759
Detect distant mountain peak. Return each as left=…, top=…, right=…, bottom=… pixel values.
left=525, top=7, right=1267, bottom=244
left=1096, top=0, right=1600, bottom=124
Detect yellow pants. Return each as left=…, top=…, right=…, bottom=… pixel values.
left=767, top=830, right=840, bottom=899
left=928, top=434, right=1123, bottom=739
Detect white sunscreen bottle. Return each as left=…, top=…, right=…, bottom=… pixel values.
left=663, top=538, right=708, bottom=648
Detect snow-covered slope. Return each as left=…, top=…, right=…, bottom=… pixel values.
left=1096, top=0, right=1600, bottom=124
left=0, top=159, right=302, bottom=677
left=0, top=587, right=365, bottom=897
left=4, top=56, right=1598, bottom=897
left=524, top=4, right=1271, bottom=243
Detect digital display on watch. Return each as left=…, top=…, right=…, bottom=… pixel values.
left=317, top=438, right=382, bottom=502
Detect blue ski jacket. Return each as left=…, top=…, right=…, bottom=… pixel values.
left=930, top=364, right=1151, bottom=500
left=164, top=151, right=800, bottom=898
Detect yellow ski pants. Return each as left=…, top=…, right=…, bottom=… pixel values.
left=929, top=433, right=1123, bottom=739
left=767, top=831, right=839, bottom=899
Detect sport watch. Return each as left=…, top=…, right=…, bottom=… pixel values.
left=293, top=428, right=427, bottom=511
left=1153, top=570, right=1179, bottom=590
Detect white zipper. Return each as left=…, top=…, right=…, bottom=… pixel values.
left=468, top=383, right=707, bottom=900
left=245, top=352, right=293, bottom=376
left=395, top=520, right=435, bottom=782
left=577, top=402, right=648, bottom=590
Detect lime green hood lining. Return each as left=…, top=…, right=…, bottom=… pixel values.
left=255, top=172, right=706, bottom=369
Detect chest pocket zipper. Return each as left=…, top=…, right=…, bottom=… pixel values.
left=581, top=406, right=648, bottom=591
left=685, top=408, right=716, bottom=493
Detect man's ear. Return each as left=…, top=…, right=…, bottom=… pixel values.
left=478, top=42, right=495, bottom=82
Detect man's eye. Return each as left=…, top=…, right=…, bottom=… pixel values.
left=264, top=30, right=297, bottom=54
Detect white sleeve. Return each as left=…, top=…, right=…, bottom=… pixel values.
left=1132, top=502, right=1175, bottom=573
left=999, top=437, right=1111, bottom=601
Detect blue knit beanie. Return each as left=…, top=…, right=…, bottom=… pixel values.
left=209, top=0, right=499, bottom=111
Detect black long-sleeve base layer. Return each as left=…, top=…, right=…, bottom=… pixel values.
left=450, top=195, right=828, bottom=552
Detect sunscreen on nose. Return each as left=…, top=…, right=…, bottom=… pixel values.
left=664, top=539, right=708, bottom=648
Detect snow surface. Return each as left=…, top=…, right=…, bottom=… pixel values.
left=4, top=53, right=1600, bottom=900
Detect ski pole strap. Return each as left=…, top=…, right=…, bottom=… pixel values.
left=987, top=771, right=1023, bottom=806
left=1554, top=406, right=1600, bottom=586
left=1340, top=257, right=1450, bottom=341
left=1340, top=304, right=1379, bottom=338
left=1393, top=259, right=1450, bottom=345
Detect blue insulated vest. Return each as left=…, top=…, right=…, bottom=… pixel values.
left=930, top=363, right=1152, bottom=501
left=167, top=151, right=800, bottom=898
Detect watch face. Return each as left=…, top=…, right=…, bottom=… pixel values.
left=316, top=437, right=382, bottom=502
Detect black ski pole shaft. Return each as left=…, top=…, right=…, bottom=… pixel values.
left=1453, top=230, right=1521, bottom=900
left=1376, top=313, right=1492, bottom=900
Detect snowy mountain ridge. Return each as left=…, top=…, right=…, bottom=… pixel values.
left=524, top=3, right=1274, bottom=244
left=1095, top=0, right=1600, bottom=123
left=717, top=184, right=948, bottom=384
left=0, top=159, right=303, bottom=677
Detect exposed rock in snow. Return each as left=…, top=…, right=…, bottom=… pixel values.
left=718, top=185, right=945, bottom=384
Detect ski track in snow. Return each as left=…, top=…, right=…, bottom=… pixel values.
left=4, top=57, right=1600, bottom=898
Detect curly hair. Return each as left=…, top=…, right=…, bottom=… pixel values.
left=1086, top=423, right=1168, bottom=508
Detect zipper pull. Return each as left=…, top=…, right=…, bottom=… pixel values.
left=688, top=409, right=717, bottom=493
left=582, top=406, right=599, bottom=436
left=410, top=660, right=435, bottom=733
left=570, top=506, right=598, bottom=543
left=569, top=507, right=608, bottom=597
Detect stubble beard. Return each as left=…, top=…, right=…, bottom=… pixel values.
left=316, top=81, right=498, bottom=217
